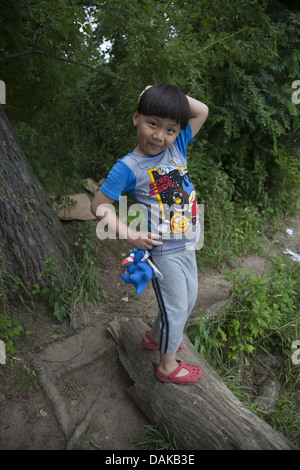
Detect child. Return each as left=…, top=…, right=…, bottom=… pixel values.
left=91, top=84, right=208, bottom=384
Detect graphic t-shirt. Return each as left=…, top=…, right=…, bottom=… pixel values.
left=100, top=123, right=200, bottom=254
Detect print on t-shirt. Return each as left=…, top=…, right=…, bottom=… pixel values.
left=147, top=158, right=198, bottom=240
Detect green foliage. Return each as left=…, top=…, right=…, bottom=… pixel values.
left=190, top=149, right=263, bottom=267
left=0, top=250, right=24, bottom=355
left=188, top=255, right=300, bottom=442
left=134, top=423, right=178, bottom=451
left=189, top=257, right=300, bottom=364
left=263, top=391, right=300, bottom=443
left=32, top=258, right=73, bottom=323
left=0, top=313, right=24, bottom=356
left=31, top=222, right=104, bottom=322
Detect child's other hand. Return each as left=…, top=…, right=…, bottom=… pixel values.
left=128, top=230, right=163, bottom=250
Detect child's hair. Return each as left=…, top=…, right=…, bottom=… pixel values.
left=136, top=84, right=190, bottom=129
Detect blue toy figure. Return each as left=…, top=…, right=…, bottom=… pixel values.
left=120, top=248, right=163, bottom=295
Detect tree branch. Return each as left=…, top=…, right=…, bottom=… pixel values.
left=0, top=49, right=142, bottom=90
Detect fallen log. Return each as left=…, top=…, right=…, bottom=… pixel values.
left=107, top=317, right=297, bottom=450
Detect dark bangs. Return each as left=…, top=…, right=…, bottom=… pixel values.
left=137, top=84, right=190, bottom=129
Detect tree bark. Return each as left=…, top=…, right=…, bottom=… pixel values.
left=0, top=105, right=73, bottom=290
left=107, top=317, right=297, bottom=450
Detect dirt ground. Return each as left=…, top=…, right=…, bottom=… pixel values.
left=0, top=211, right=299, bottom=450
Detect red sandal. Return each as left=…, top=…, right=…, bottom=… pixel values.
left=142, top=331, right=183, bottom=352
left=156, top=360, right=202, bottom=385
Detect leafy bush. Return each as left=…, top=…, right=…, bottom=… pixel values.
left=32, top=258, right=73, bottom=323
left=189, top=149, right=263, bottom=267
left=0, top=314, right=24, bottom=356
left=0, top=251, right=24, bottom=356
left=32, top=223, right=104, bottom=323
left=189, top=257, right=300, bottom=364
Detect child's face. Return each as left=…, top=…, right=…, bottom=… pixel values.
left=133, top=112, right=181, bottom=157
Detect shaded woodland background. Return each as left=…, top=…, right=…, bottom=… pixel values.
left=1, top=0, right=299, bottom=214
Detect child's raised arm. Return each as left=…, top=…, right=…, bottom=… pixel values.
left=186, top=95, right=209, bottom=138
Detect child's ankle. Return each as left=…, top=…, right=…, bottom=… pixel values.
left=159, top=353, right=178, bottom=373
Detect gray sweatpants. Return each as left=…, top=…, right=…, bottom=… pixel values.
left=151, top=249, right=198, bottom=354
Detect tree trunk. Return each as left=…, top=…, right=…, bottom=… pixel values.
left=107, top=317, right=297, bottom=450
left=0, top=105, right=73, bottom=290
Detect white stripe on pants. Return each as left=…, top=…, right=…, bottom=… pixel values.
left=151, top=248, right=198, bottom=354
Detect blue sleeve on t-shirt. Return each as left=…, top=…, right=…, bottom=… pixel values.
left=100, top=159, right=136, bottom=200
left=174, top=123, right=194, bottom=159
